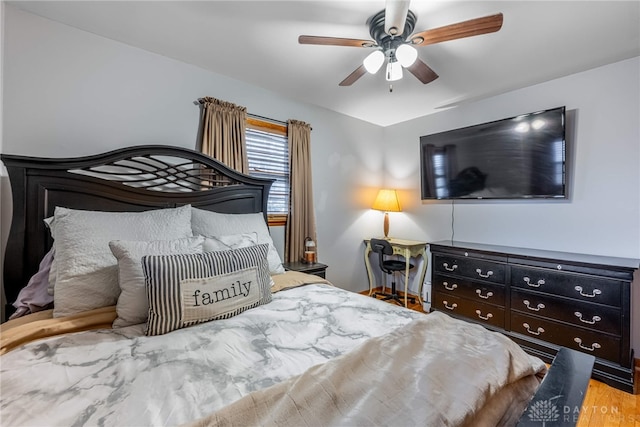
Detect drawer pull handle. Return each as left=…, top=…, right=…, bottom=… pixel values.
left=523, top=323, right=545, bottom=336
left=442, top=301, right=457, bottom=310
left=475, top=310, right=493, bottom=321
left=443, top=263, right=458, bottom=272
left=476, top=269, right=494, bottom=278
left=443, top=282, right=458, bottom=291
left=574, top=312, right=601, bottom=325
left=475, top=289, right=494, bottom=299
left=523, top=277, right=545, bottom=287
left=574, top=337, right=601, bottom=352
left=574, top=286, right=602, bottom=298
left=523, top=300, right=545, bottom=311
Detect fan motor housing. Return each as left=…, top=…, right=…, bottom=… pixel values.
left=367, top=9, right=417, bottom=51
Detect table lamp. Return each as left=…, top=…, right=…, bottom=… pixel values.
left=372, top=189, right=401, bottom=238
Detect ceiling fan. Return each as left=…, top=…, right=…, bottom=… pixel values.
left=298, top=1, right=503, bottom=89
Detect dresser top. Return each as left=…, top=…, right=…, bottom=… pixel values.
left=429, top=240, right=640, bottom=270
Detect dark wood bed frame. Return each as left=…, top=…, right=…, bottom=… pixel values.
left=1, top=145, right=594, bottom=426
left=1, top=144, right=272, bottom=317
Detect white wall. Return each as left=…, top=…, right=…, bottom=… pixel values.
left=384, top=57, right=640, bottom=351
left=385, top=57, right=639, bottom=258
left=1, top=5, right=385, bottom=297
left=2, top=5, right=639, bottom=352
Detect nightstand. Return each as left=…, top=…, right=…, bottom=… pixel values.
left=283, top=261, right=328, bottom=279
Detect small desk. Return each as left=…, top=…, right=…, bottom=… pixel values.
left=363, top=238, right=429, bottom=307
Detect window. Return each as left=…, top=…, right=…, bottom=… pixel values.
left=246, top=118, right=289, bottom=226
left=432, top=150, right=449, bottom=199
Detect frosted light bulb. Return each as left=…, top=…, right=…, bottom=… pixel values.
left=396, top=44, right=418, bottom=67
left=386, top=61, right=403, bottom=81
left=363, top=50, right=385, bottom=74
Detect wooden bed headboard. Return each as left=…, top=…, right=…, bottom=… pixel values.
left=1, top=145, right=273, bottom=319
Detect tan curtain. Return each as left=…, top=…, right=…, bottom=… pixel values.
left=198, top=97, right=248, bottom=174
left=285, top=119, right=317, bottom=263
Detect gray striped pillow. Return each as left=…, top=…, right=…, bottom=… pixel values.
left=142, top=244, right=272, bottom=336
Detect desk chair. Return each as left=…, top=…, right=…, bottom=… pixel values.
left=370, top=238, right=416, bottom=307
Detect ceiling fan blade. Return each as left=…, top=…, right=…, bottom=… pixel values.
left=406, top=59, right=439, bottom=84
left=298, top=35, right=375, bottom=48
left=410, top=13, right=504, bottom=47
left=339, top=65, right=367, bottom=86
left=385, top=0, right=410, bottom=36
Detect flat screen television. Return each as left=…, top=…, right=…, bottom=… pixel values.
left=420, top=106, right=566, bottom=200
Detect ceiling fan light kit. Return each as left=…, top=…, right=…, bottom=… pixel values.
left=363, top=50, right=385, bottom=74
left=395, top=43, right=418, bottom=67
left=386, top=60, right=403, bottom=82
left=298, top=1, right=504, bottom=89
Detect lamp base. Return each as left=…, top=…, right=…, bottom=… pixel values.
left=302, top=252, right=317, bottom=264
left=383, top=212, right=389, bottom=238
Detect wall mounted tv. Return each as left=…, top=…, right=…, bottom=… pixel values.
left=420, top=106, right=566, bottom=200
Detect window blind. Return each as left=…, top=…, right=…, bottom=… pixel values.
left=246, top=127, right=289, bottom=214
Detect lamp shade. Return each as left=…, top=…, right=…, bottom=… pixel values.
left=372, top=189, right=401, bottom=212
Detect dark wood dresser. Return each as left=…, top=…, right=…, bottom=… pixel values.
left=430, top=240, right=638, bottom=392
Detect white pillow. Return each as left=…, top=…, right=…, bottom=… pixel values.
left=109, top=236, right=205, bottom=328
left=203, top=233, right=276, bottom=288
left=51, top=205, right=193, bottom=317
left=202, top=232, right=258, bottom=252
left=44, top=217, right=56, bottom=296
left=191, top=208, right=285, bottom=275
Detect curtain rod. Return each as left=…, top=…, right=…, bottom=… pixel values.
left=194, top=101, right=286, bottom=125
left=195, top=102, right=311, bottom=130
left=247, top=113, right=313, bottom=130
left=249, top=114, right=312, bottom=131
left=248, top=113, right=287, bottom=126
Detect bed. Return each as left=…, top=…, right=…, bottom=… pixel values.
left=0, top=145, right=594, bottom=426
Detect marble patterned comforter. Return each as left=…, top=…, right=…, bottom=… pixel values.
left=188, top=311, right=546, bottom=427
left=0, top=284, right=423, bottom=426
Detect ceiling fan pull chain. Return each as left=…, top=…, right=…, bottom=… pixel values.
left=389, top=84, right=393, bottom=92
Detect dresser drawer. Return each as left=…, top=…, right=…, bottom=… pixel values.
left=511, top=266, right=622, bottom=307
left=429, top=240, right=636, bottom=392
left=433, top=292, right=505, bottom=328
left=511, top=289, right=621, bottom=335
left=433, top=275, right=505, bottom=307
left=434, top=255, right=506, bottom=284
left=511, top=312, right=620, bottom=362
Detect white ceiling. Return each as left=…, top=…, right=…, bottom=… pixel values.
left=9, top=1, right=640, bottom=127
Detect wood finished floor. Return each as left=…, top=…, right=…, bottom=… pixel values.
left=361, top=288, right=640, bottom=426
